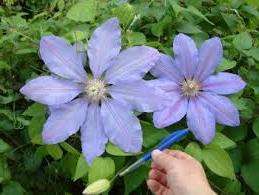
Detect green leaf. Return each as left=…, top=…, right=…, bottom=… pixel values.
left=60, top=153, right=79, bottom=178
left=23, top=103, right=45, bottom=117
left=210, top=132, right=236, bottom=149
left=66, top=0, right=97, bottom=22
left=126, top=32, right=146, bottom=46
left=241, top=160, right=259, bottom=193
left=46, top=144, right=63, bottom=160
left=223, top=180, right=242, bottom=194
left=185, top=6, right=214, bottom=25
left=88, top=157, right=115, bottom=183
left=28, top=114, right=45, bottom=144
left=1, top=181, right=25, bottom=195
left=124, top=165, right=149, bottom=195
left=185, top=142, right=202, bottom=161
left=221, top=13, right=239, bottom=31
left=245, top=0, right=259, bottom=8
left=0, top=156, right=11, bottom=183
left=229, top=147, right=242, bottom=173
left=151, top=15, right=172, bottom=37
left=106, top=142, right=136, bottom=156
left=141, top=121, right=169, bottom=148
left=245, top=138, right=259, bottom=162
left=176, top=21, right=202, bottom=34
left=0, top=139, right=11, bottom=153
left=73, top=154, right=89, bottom=181
left=233, top=32, right=253, bottom=51
left=0, top=60, right=11, bottom=70
left=247, top=48, right=259, bottom=61
left=112, top=3, right=135, bottom=26
left=223, top=126, right=247, bottom=142
left=24, top=104, right=46, bottom=144
left=216, top=58, right=237, bottom=72
left=252, top=118, right=259, bottom=137
left=169, top=1, right=183, bottom=16
left=60, top=142, right=80, bottom=156
left=202, top=145, right=235, bottom=179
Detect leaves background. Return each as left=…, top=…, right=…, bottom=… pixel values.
left=0, top=0, right=259, bottom=194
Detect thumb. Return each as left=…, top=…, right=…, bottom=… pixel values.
left=151, top=149, right=176, bottom=171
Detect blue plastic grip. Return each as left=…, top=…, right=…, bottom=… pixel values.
left=142, top=129, right=189, bottom=161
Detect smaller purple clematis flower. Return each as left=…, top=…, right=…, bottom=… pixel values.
left=149, top=33, right=246, bottom=144
left=20, top=18, right=164, bottom=164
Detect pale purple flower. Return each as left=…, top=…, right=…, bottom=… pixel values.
left=20, top=18, right=163, bottom=164
left=149, top=33, right=246, bottom=144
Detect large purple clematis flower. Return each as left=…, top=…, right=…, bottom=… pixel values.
left=20, top=18, right=163, bottom=164
left=149, top=33, right=246, bottom=144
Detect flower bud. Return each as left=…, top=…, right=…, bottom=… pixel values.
left=82, top=179, right=110, bottom=195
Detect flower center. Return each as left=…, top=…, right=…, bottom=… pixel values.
left=181, top=79, right=200, bottom=97
left=85, top=79, right=107, bottom=102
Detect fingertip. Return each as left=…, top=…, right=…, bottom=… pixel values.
left=151, top=149, right=163, bottom=159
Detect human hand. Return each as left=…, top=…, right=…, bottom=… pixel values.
left=147, top=149, right=216, bottom=195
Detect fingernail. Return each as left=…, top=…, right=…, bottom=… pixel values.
left=151, top=149, right=162, bottom=159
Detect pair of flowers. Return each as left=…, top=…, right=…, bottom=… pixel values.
left=20, top=18, right=246, bottom=164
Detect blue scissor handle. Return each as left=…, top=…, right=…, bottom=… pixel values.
left=141, top=129, right=189, bottom=161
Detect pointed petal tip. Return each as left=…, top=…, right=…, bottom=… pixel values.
left=199, top=134, right=215, bottom=145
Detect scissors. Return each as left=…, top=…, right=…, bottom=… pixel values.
left=119, top=129, right=189, bottom=177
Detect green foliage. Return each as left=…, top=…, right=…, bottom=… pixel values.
left=66, top=0, right=97, bottom=22
left=202, top=145, right=235, bottom=179
left=185, top=142, right=202, bottom=161
left=73, top=154, right=89, bottom=181
left=106, top=143, right=135, bottom=156
left=88, top=157, right=115, bottom=183
left=0, top=0, right=258, bottom=194
left=124, top=165, right=149, bottom=195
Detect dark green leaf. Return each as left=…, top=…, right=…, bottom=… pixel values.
left=0, top=156, right=11, bottom=183
left=202, top=145, right=235, bottom=179
left=141, top=121, right=169, bottom=148
left=0, top=139, right=11, bottom=153
left=252, top=118, right=259, bottom=137
left=241, top=160, right=259, bottom=193
left=46, top=144, right=63, bottom=160
left=1, top=181, right=25, bottom=195
left=124, top=165, right=149, bottom=195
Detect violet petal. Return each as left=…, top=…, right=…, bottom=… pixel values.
left=109, top=80, right=167, bottom=112
left=81, top=103, right=108, bottom=165
left=42, top=98, right=88, bottom=144
left=153, top=91, right=188, bottom=128
left=87, top=18, right=121, bottom=78
left=194, top=37, right=223, bottom=81
left=40, top=35, right=87, bottom=82
left=199, top=92, right=240, bottom=126
left=187, top=97, right=215, bottom=144
left=202, top=72, right=246, bottom=95
left=105, top=46, right=159, bottom=84
left=150, top=54, right=184, bottom=83
left=173, top=33, right=198, bottom=79
left=20, top=76, right=83, bottom=105
left=101, top=99, right=142, bottom=153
